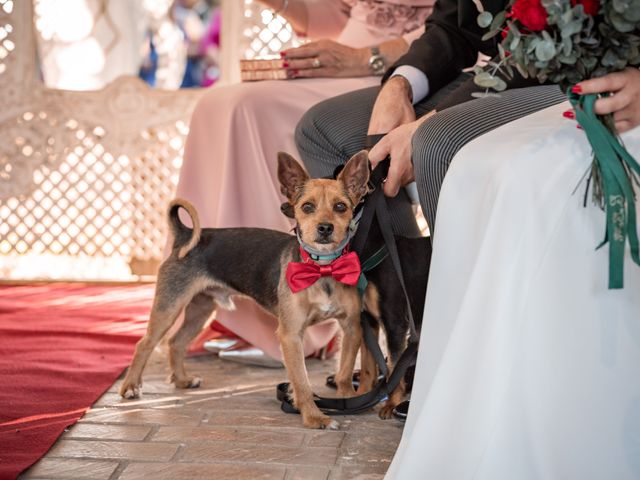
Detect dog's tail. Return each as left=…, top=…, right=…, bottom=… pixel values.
left=168, top=198, right=201, bottom=259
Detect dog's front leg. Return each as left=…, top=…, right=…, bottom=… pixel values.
left=278, top=328, right=339, bottom=430
left=334, top=312, right=362, bottom=398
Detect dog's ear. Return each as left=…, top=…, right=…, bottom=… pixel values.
left=338, top=150, right=370, bottom=205
left=277, top=152, right=309, bottom=201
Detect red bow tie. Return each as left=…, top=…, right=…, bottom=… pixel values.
left=286, top=248, right=362, bottom=293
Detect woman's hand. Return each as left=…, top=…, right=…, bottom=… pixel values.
left=282, top=40, right=371, bottom=78
left=574, top=68, right=640, bottom=133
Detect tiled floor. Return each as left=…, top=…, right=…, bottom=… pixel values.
left=22, top=347, right=404, bottom=479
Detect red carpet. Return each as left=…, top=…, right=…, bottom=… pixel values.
left=0, top=283, right=154, bottom=480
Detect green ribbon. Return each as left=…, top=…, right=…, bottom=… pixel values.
left=568, top=90, right=640, bottom=289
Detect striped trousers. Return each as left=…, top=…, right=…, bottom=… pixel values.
left=295, top=75, right=565, bottom=236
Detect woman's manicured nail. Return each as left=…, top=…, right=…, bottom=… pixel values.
left=572, top=84, right=582, bottom=94
left=280, top=51, right=287, bottom=58
left=562, top=110, right=575, bottom=119
left=576, top=124, right=583, bottom=130
left=283, top=61, right=289, bottom=68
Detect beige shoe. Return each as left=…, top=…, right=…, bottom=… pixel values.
left=218, top=345, right=284, bottom=368
left=203, top=337, right=242, bottom=354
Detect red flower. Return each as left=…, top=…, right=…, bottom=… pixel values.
left=501, top=25, right=510, bottom=39
left=510, top=0, right=549, bottom=31
left=571, top=0, right=600, bottom=16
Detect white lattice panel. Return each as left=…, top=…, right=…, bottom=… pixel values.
left=0, top=0, right=300, bottom=280
left=241, top=0, right=300, bottom=59
left=0, top=0, right=202, bottom=280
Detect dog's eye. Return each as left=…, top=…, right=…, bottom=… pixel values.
left=334, top=202, right=348, bottom=213
left=301, top=202, right=315, bottom=214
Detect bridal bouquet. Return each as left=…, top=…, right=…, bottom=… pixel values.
left=474, top=0, right=640, bottom=289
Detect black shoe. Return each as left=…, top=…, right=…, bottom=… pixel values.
left=392, top=400, right=409, bottom=421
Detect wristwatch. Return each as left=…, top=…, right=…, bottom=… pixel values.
left=368, top=46, right=386, bottom=75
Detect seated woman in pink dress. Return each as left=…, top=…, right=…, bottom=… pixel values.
left=177, top=0, right=434, bottom=366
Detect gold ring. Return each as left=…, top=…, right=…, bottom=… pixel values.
left=312, top=57, right=321, bottom=68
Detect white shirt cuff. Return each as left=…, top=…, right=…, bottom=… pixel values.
left=391, top=66, right=430, bottom=104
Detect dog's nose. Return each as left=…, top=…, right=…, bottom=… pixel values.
left=317, top=223, right=334, bottom=236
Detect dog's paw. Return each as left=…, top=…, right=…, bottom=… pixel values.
left=303, top=415, right=340, bottom=430
left=336, top=386, right=357, bottom=398
left=377, top=402, right=396, bottom=420
left=174, top=376, right=202, bottom=389
left=119, top=383, right=141, bottom=399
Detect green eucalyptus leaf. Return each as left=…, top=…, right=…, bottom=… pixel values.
left=610, top=11, right=636, bottom=31
left=498, top=43, right=507, bottom=60
left=504, top=63, right=514, bottom=79
left=562, top=36, right=573, bottom=56
left=622, top=5, right=640, bottom=21
left=493, top=77, right=508, bottom=91
left=490, top=11, right=506, bottom=31
left=478, top=11, right=493, bottom=28
left=510, top=34, right=521, bottom=51
left=482, top=29, right=501, bottom=41
left=613, top=0, right=630, bottom=14
left=527, top=37, right=541, bottom=54
left=558, top=53, right=578, bottom=64
left=561, top=19, right=585, bottom=38
left=474, top=71, right=499, bottom=88
left=535, top=38, right=557, bottom=61
left=582, top=56, right=598, bottom=69
left=601, top=48, right=620, bottom=66
left=515, top=62, right=529, bottom=78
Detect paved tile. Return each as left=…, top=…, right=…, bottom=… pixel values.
left=286, top=466, right=331, bottom=480
left=306, top=431, right=346, bottom=448
left=329, top=465, right=388, bottom=480
left=80, top=406, right=205, bottom=426
left=47, top=439, right=179, bottom=461
left=152, top=425, right=305, bottom=446
left=21, top=458, right=119, bottom=479
left=203, top=409, right=309, bottom=428
left=179, top=443, right=338, bottom=466
left=119, top=462, right=285, bottom=480
left=62, top=422, right=151, bottom=441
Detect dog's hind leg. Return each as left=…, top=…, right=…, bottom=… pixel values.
left=168, top=292, right=215, bottom=389
left=356, top=321, right=380, bottom=395
left=358, top=285, right=381, bottom=395
left=377, top=328, right=409, bottom=420
left=119, top=270, right=200, bottom=399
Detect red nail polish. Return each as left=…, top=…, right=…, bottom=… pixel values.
left=283, top=61, right=289, bottom=68
left=293, top=69, right=299, bottom=75
left=571, top=84, right=582, bottom=94
left=562, top=110, right=575, bottom=119
left=576, top=124, right=583, bottom=130
left=280, top=51, right=287, bottom=58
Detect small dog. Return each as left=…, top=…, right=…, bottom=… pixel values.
left=119, top=151, right=373, bottom=430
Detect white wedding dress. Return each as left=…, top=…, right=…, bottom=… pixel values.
left=387, top=102, right=640, bottom=479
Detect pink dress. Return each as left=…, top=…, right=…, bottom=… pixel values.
left=176, top=0, right=434, bottom=360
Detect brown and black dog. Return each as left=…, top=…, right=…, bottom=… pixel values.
left=119, top=151, right=377, bottom=429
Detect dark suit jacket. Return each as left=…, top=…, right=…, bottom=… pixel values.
left=383, top=0, right=539, bottom=109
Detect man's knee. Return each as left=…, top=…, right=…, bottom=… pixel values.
left=294, top=102, right=325, bottom=157
left=411, top=114, right=457, bottom=186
